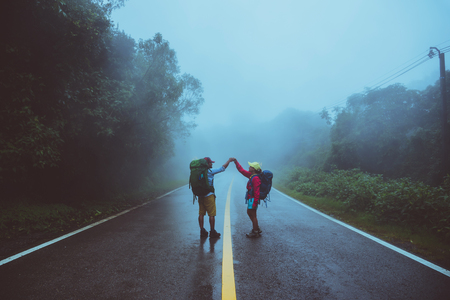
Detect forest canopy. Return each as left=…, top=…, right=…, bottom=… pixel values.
left=0, top=0, right=203, bottom=201
left=1, top=0, right=448, bottom=205
left=319, top=80, right=450, bottom=186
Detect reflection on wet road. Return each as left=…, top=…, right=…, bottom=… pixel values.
left=0, top=172, right=449, bottom=299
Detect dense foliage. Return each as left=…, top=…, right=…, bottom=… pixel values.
left=283, top=168, right=450, bottom=240
left=277, top=72, right=450, bottom=241
left=0, top=0, right=203, bottom=202
left=321, top=81, right=450, bottom=186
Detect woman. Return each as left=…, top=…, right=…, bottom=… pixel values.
left=232, top=158, right=263, bottom=238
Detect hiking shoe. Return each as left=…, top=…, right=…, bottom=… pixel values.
left=200, top=228, right=208, bottom=237
left=210, top=230, right=221, bottom=238
left=250, top=227, right=262, bottom=234
left=246, top=229, right=261, bottom=238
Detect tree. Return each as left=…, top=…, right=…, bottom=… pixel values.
left=323, top=79, right=449, bottom=185
left=0, top=1, right=204, bottom=200
left=105, top=34, right=204, bottom=190
left=1, top=0, right=117, bottom=188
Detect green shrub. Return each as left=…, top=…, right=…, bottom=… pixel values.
left=281, top=168, right=450, bottom=239
left=0, top=179, right=186, bottom=239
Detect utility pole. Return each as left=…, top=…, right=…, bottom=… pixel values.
left=429, top=47, right=449, bottom=177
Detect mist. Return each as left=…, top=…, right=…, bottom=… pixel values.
left=112, top=0, right=450, bottom=131
left=2, top=0, right=450, bottom=198
left=2, top=0, right=449, bottom=273
left=166, top=108, right=330, bottom=180
left=111, top=0, right=450, bottom=184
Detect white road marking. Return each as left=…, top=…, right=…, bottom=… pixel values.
left=0, top=186, right=185, bottom=267
left=275, top=188, right=450, bottom=277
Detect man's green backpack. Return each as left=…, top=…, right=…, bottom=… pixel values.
left=189, top=159, right=214, bottom=202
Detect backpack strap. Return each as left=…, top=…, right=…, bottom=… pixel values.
left=247, top=174, right=261, bottom=203
left=248, top=173, right=271, bottom=207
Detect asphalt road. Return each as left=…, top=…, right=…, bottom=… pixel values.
left=0, top=172, right=449, bottom=299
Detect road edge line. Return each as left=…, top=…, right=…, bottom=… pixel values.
left=0, top=185, right=186, bottom=267
left=274, top=188, right=450, bottom=278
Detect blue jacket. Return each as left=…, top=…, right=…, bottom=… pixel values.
left=205, top=166, right=225, bottom=196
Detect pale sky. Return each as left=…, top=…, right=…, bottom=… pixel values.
left=111, top=0, right=450, bottom=129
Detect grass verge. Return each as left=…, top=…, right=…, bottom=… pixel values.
left=0, top=180, right=186, bottom=241
left=275, top=184, right=450, bottom=271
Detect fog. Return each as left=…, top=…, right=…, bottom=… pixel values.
left=111, top=0, right=450, bottom=177
left=166, top=108, right=330, bottom=179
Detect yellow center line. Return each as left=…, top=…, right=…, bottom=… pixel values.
left=222, top=178, right=237, bottom=300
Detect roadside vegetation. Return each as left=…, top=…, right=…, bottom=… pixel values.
left=1, top=0, right=450, bottom=273
left=1, top=1, right=197, bottom=252
left=0, top=180, right=185, bottom=240
left=276, top=168, right=450, bottom=269
left=1, top=0, right=202, bottom=204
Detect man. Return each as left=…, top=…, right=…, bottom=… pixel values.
left=198, top=157, right=233, bottom=238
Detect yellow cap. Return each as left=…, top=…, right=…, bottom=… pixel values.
left=248, top=162, right=261, bottom=171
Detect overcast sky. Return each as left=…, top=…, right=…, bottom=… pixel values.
left=111, top=0, right=450, bottom=129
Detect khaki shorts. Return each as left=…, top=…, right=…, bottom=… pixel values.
left=198, top=194, right=216, bottom=217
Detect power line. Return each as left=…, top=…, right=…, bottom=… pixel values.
left=363, top=50, right=429, bottom=88
left=436, top=39, right=450, bottom=48
left=316, top=43, right=448, bottom=113
left=441, top=46, right=450, bottom=54
left=315, top=54, right=431, bottom=113
left=368, top=56, right=430, bottom=90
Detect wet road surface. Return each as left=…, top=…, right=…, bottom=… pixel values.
left=0, top=172, right=449, bottom=299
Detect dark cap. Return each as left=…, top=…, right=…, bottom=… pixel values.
left=204, top=157, right=215, bottom=164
